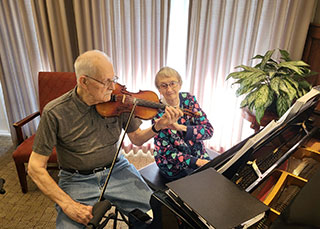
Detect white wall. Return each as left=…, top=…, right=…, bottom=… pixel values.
left=0, top=82, right=10, bottom=136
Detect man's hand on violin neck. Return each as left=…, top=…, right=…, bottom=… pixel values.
left=157, top=106, right=183, bottom=129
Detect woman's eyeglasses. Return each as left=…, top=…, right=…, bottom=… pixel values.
left=84, top=75, right=118, bottom=87
left=159, top=81, right=179, bottom=90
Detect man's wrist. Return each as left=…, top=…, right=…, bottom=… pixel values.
left=151, top=123, right=161, bottom=133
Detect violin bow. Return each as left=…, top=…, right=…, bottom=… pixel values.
left=98, top=100, right=138, bottom=202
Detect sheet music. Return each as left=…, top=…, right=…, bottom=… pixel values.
left=277, top=87, right=320, bottom=125
left=218, top=86, right=320, bottom=174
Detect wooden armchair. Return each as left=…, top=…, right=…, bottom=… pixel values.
left=12, top=72, right=77, bottom=193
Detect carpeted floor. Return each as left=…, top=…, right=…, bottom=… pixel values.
left=0, top=136, right=154, bottom=228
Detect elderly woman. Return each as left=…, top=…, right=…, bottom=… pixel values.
left=152, top=67, right=214, bottom=181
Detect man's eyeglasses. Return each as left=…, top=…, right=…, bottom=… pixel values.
left=84, top=75, right=118, bottom=87
left=159, top=81, right=179, bottom=90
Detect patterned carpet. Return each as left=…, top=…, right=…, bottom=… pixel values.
left=0, top=136, right=154, bottom=228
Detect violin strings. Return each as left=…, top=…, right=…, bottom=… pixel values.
left=124, top=96, right=165, bottom=109
left=116, top=94, right=198, bottom=116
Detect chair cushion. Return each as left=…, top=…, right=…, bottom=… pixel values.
left=12, top=135, right=57, bottom=163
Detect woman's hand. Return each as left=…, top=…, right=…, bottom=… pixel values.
left=155, top=106, right=183, bottom=130
left=196, top=158, right=210, bottom=167
left=167, top=122, right=187, bottom=132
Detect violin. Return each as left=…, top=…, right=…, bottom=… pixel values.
left=95, top=83, right=199, bottom=120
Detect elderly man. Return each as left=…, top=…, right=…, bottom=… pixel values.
left=28, top=50, right=183, bottom=228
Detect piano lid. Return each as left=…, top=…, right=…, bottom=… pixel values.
left=194, top=86, right=320, bottom=192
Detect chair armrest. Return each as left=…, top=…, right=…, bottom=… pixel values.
left=13, top=111, right=40, bottom=145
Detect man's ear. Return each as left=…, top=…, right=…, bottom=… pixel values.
left=79, top=75, right=87, bottom=87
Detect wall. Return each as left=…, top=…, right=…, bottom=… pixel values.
left=0, top=82, right=10, bottom=136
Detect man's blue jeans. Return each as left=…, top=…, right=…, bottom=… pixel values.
left=56, top=155, right=152, bottom=228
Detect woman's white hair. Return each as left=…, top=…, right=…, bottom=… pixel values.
left=155, top=67, right=183, bottom=89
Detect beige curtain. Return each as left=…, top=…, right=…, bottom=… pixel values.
left=31, top=0, right=78, bottom=72
left=0, top=0, right=79, bottom=144
left=0, top=0, right=41, bottom=141
left=185, top=0, right=316, bottom=152
left=73, top=0, right=170, bottom=92
left=0, top=0, right=316, bottom=153
left=0, top=0, right=170, bottom=151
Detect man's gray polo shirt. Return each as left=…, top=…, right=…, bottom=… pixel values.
left=33, top=87, right=142, bottom=170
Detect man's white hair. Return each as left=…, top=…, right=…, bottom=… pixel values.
left=74, top=50, right=112, bottom=80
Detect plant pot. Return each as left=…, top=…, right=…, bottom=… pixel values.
left=242, top=107, right=279, bottom=132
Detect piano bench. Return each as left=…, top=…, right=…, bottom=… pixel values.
left=139, top=162, right=169, bottom=191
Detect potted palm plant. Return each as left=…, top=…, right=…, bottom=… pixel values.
left=227, top=49, right=315, bottom=124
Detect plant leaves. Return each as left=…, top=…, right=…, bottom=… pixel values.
left=268, top=71, right=276, bottom=78
left=238, top=71, right=266, bottom=86
left=279, top=80, right=296, bottom=101
left=240, top=98, right=248, bottom=108
left=236, top=71, right=268, bottom=96
left=254, top=85, right=274, bottom=109
left=241, top=89, right=258, bottom=108
left=226, top=71, right=245, bottom=80
left=254, top=60, right=277, bottom=69
left=236, top=65, right=265, bottom=73
left=260, top=50, right=275, bottom=70
left=236, top=84, right=255, bottom=96
left=270, top=77, right=281, bottom=95
left=253, top=85, right=275, bottom=124
left=276, top=93, right=290, bottom=117
left=278, top=62, right=302, bottom=75
left=252, top=54, right=264, bottom=60
left=278, top=61, right=309, bottom=75
left=284, top=76, right=299, bottom=91
left=307, top=70, right=319, bottom=77
left=289, top=60, right=310, bottom=67
left=255, top=106, right=265, bottom=124
left=230, top=71, right=256, bottom=81
left=283, top=79, right=297, bottom=100
left=298, top=79, right=312, bottom=91
left=279, top=49, right=291, bottom=61
left=226, top=49, right=315, bottom=122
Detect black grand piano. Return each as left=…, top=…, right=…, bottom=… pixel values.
left=142, top=87, right=320, bottom=228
